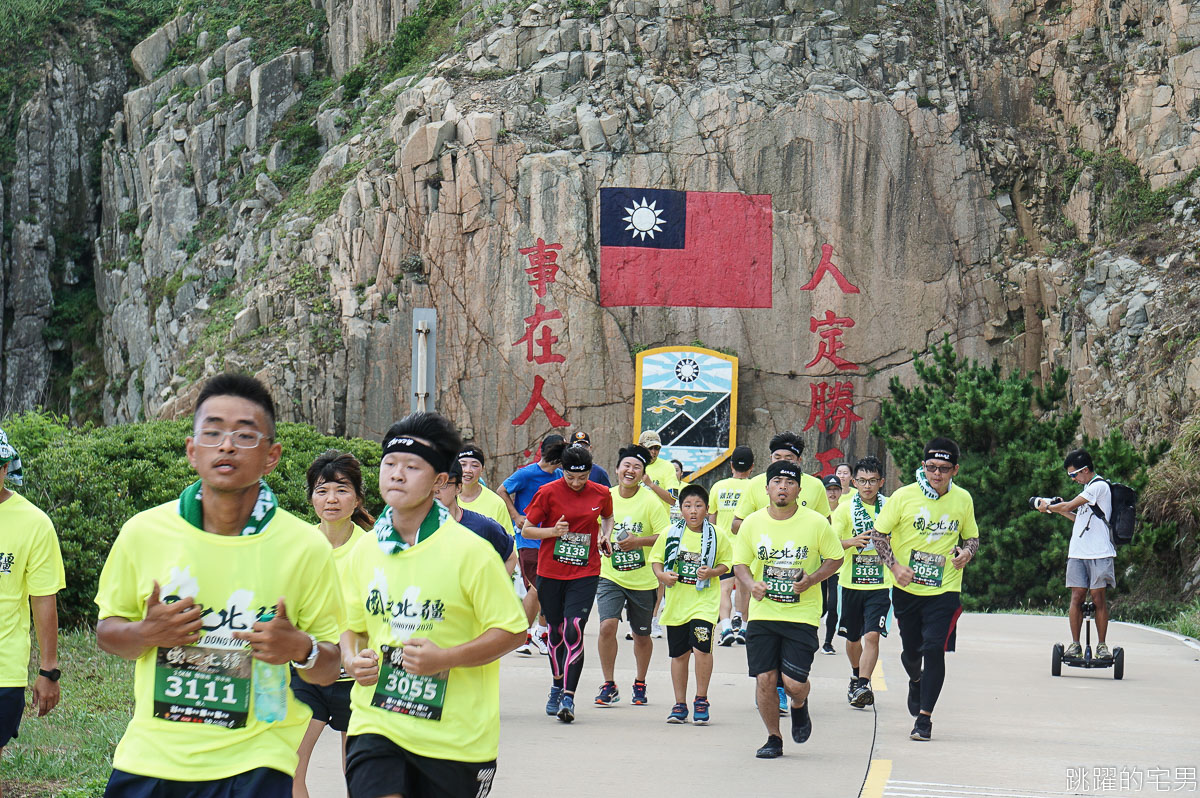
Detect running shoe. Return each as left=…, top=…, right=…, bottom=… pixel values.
left=777, top=686, right=788, bottom=716
left=734, top=627, right=747, bottom=645
left=850, top=684, right=875, bottom=708
left=755, top=735, right=784, bottom=759
left=536, top=630, right=550, bottom=655
left=546, top=686, right=563, bottom=716
left=910, top=713, right=932, bottom=741
left=731, top=615, right=743, bottom=632
left=557, top=693, right=576, bottom=723
left=1096, top=642, right=1112, bottom=659
left=515, top=636, right=536, bottom=657
left=791, top=700, right=812, bottom=744
left=846, top=677, right=858, bottom=703
left=632, top=680, right=648, bottom=705
left=719, top=627, right=736, bottom=647
left=667, top=703, right=689, bottom=724
left=1064, top=641, right=1083, bottom=658
left=907, top=679, right=921, bottom=717
left=651, top=620, right=665, bottom=638
left=822, top=642, right=836, bottom=655
left=693, top=697, right=710, bottom=725
left=594, top=681, right=620, bottom=706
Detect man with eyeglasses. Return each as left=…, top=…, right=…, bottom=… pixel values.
left=1037, top=449, right=1116, bottom=660
left=94, top=374, right=346, bottom=797
left=869, top=438, right=979, bottom=742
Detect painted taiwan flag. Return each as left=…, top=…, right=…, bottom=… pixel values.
left=598, top=187, right=773, bottom=308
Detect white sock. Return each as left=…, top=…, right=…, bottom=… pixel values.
left=733, top=611, right=743, bottom=622
left=720, top=619, right=732, bottom=633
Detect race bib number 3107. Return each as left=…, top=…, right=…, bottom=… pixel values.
left=765, top=565, right=801, bottom=603
left=372, top=644, right=449, bottom=720
left=153, top=645, right=251, bottom=728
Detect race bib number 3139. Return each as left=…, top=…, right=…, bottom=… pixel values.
left=372, top=644, right=449, bottom=720
left=153, top=645, right=251, bottom=728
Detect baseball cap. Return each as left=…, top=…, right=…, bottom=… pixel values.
left=571, top=431, right=591, bottom=445
left=638, top=430, right=662, bottom=447
left=731, top=445, right=754, bottom=470
left=822, top=475, right=842, bottom=489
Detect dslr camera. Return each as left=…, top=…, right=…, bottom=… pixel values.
left=1029, top=496, right=1063, bottom=511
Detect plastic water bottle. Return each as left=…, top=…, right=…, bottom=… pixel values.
left=252, top=610, right=288, bottom=723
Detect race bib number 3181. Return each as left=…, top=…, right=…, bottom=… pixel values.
left=372, top=644, right=449, bottom=720
left=153, top=645, right=251, bottom=728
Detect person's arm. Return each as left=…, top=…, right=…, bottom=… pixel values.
left=792, top=558, right=843, bottom=595
left=401, top=627, right=526, bottom=675
left=598, top=515, right=615, bottom=556
left=96, top=581, right=203, bottom=660
left=641, top=473, right=676, bottom=505
left=653, top=561, right=678, bottom=586
left=504, top=550, right=518, bottom=576
left=30, top=594, right=60, bottom=717
left=233, top=599, right=342, bottom=686
left=697, top=563, right=728, bottom=580
left=731, top=517, right=743, bottom=535
left=522, top=515, right=569, bottom=540
left=951, top=536, right=980, bottom=569
left=707, top=512, right=719, bottom=525
left=734, top=563, right=767, bottom=600
left=496, top=484, right=525, bottom=526
left=340, top=630, right=379, bottom=686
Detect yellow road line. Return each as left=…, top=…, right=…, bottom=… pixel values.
left=861, top=759, right=893, bottom=798
left=872, top=660, right=887, bottom=691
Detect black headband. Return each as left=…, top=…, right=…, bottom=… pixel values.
left=384, top=436, right=450, bottom=472
left=766, top=461, right=802, bottom=484
left=771, top=440, right=802, bottom=457
left=564, top=461, right=592, bottom=473
left=618, top=445, right=651, bottom=468
left=924, top=448, right=957, bottom=465
left=457, top=447, right=485, bottom=465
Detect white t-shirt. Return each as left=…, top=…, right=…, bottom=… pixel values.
left=1069, top=477, right=1116, bottom=559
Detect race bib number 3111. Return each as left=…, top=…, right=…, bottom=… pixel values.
left=372, top=644, right=449, bottom=720
left=153, top=645, right=251, bottom=728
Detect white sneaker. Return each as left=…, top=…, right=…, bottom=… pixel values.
left=651, top=620, right=665, bottom=639
left=534, top=632, right=549, bottom=655
left=515, top=642, right=536, bottom=656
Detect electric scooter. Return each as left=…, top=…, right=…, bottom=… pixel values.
left=1051, top=599, right=1124, bottom=679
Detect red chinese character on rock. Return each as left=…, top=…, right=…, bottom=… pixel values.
left=799, top=244, right=860, bottom=294
left=519, top=238, right=563, bottom=298
left=814, top=447, right=845, bottom=478
left=513, top=304, right=566, bottom=364
left=512, top=375, right=570, bottom=427
left=805, top=310, right=858, bottom=371
left=803, top=381, right=864, bottom=439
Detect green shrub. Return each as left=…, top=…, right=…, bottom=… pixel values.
left=3, top=411, right=382, bottom=628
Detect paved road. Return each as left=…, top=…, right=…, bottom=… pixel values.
left=304, top=614, right=1200, bottom=797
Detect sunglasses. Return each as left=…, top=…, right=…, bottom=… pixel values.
left=1067, top=468, right=1086, bottom=479
left=923, top=462, right=955, bottom=475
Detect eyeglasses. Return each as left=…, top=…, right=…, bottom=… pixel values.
left=854, top=477, right=883, bottom=486
left=193, top=428, right=269, bottom=449
left=1067, top=468, right=1086, bottom=479
left=923, top=462, right=955, bottom=475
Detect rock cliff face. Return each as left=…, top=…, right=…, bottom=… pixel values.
left=3, top=0, right=1199, bottom=475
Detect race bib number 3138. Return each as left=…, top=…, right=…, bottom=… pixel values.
left=153, top=645, right=251, bottom=728
left=553, top=532, right=591, bottom=567
left=372, top=644, right=449, bottom=720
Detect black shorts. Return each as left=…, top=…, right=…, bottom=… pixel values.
left=667, top=619, right=715, bottom=657
left=105, top=767, right=290, bottom=798
left=837, top=588, right=891, bottom=642
left=891, top=588, right=962, bottom=654
left=291, top=672, right=353, bottom=732
left=719, top=571, right=736, bottom=581
left=0, top=687, right=23, bottom=748
left=536, top=575, right=598, bottom=626
left=345, top=733, right=496, bottom=798
left=745, top=620, right=819, bottom=683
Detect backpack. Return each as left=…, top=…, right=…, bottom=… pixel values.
left=1091, top=479, right=1138, bottom=547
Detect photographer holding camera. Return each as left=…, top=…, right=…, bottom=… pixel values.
left=1036, top=449, right=1115, bottom=659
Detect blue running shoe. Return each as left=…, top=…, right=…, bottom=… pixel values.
left=667, top=703, right=689, bottom=724
left=546, top=686, right=562, bottom=716
left=557, top=693, right=576, bottom=723
left=777, top=686, right=789, bottom=716
left=594, top=681, right=620, bottom=706
left=693, top=697, right=710, bottom=725
left=632, top=680, right=648, bottom=705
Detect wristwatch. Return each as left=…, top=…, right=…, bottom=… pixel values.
left=293, top=633, right=320, bottom=670
left=38, top=668, right=61, bottom=682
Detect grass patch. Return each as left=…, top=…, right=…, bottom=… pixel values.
left=0, top=629, right=133, bottom=797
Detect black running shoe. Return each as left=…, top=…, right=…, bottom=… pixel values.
left=910, top=713, right=932, bottom=741
left=846, top=677, right=857, bottom=704
left=850, top=684, right=875, bottom=708
left=755, top=735, right=784, bottom=758
left=791, top=700, right=812, bottom=744
left=907, top=679, right=921, bottom=717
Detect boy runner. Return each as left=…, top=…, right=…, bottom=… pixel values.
left=455, top=447, right=512, bottom=532
left=710, top=445, right=754, bottom=646
left=497, top=435, right=565, bottom=656
left=870, top=438, right=979, bottom=742
left=0, top=429, right=65, bottom=780
left=521, top=445, right=615, bottom=723
left=594, top=446, right=669, bottom=708
left=435, top=461, right=518, bottom=574
left=734, top=461, right=843, bottom=759
left=570, top=431, right=611, bottom=487
left=831, top=457, right=890, bottom=709
left=731, top=433, right=829, bottom=534
left=651, top=485, right=732, bottom=725
left=341, top=412, right=526, bottom=797
left=95, top=374, right=345, bottom=797
left=820, top=475, right=843, bottom=656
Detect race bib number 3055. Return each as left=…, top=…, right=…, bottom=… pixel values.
left=909, top=550, right=945, bottom=588
left=553, top=532, right=591, bottom=566
left=372, top=645, right=449, bottom=720
left=765, top=565, right=801, bottom=603
left=153, top=645, right=251, bottom=728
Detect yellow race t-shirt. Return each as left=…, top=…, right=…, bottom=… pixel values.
left=650, top=526, right=734, bottom=625
left=733, top=507, right=843, bottom=626
left=644, top=457, right=681, bottom=502
left=601, top=486, right=670, bottom=591
left=873, top=482, right=980, bottom=596
left=708, top=477, right=751, bottom=533
left=342, top=518, right=526, bottom=763
left=459, top=485, right=512, bottom=534
left=94, top=502, right=346, bottom=781
left=329, top=525, right=370, bottom=681
left=0, top=492, right=66, bottom=688
left=831, top=498, right=890, bottom=591
left=734, top=472, right=831, bottom=521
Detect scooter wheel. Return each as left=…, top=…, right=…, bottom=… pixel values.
left=1052, top=643, right=1063, bottom=677
left=1113, top=647, right=1124, bottom=680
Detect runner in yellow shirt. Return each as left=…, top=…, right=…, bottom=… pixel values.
left=819, top=474, right=844, bottom=656
left=731, top=432, right=830, bottom=534
left=835, top=462, right=857, bottom=501
left=870, top=438, right=980, bottom=743
left=733, top=461, right=843, bottom=759
left=341, top=412, right=527, bottom=796
left=95, top=375, right=346, bottom=797
left=830, top=457, right=890, bottom=710
left=456, top=447, right=513, bottom=532
left=0, top=428, right=65, bottom=769
left=708, top=445, right=754, bottom=646
left=638, top=431, right=679, bottom=507
left=651, top=485, right=732, bottom=725
left=595, top=446, right=669, bottom=708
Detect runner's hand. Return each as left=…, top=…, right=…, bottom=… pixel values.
left=793, top=573, right=815, bottom=595
left=348, top=648, right=379, bottom=685
left=515, top=514, right=527, bottom=527
left=849, top=533, right=873, bottom=548
left=616, top=536, right=639, bottom=552
left=697, top=566, right=718, bottom=580
left=31, top=674, right=59, bottom=717
left=751, top=581, right=768, bottom=601
left=951, top=546, right=972, bottom=569
left=138, top=581, right=203, bottom=648
left=598, top=536, right=612, bottom=556
left=891, top=564, right=915, bottom=587
left=659, top=571, right=679, bottom=587
left=401, top=638, right=449, bottom=676
left=553, top=516, right=570, bottom=537
left=232, top=598, right=309, bottom=664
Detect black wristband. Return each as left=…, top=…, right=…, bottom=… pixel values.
left=38, top=668, right=61, bottom=682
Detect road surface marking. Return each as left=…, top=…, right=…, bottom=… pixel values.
left=871, top=659, right=887, bottom=691
left=861, top=760, right=892, bottom=798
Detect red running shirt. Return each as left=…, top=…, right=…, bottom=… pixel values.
left=525, top=478, right=614, bottom=580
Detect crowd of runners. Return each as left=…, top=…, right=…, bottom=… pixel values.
left=0, top=372, right=982, bottom=798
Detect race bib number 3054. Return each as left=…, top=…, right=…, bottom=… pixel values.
left=372, top=644, right=449, bottom=720
left=153, top=645, right=251, bottom=728
left=909, top=550, right=945, bottom=588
